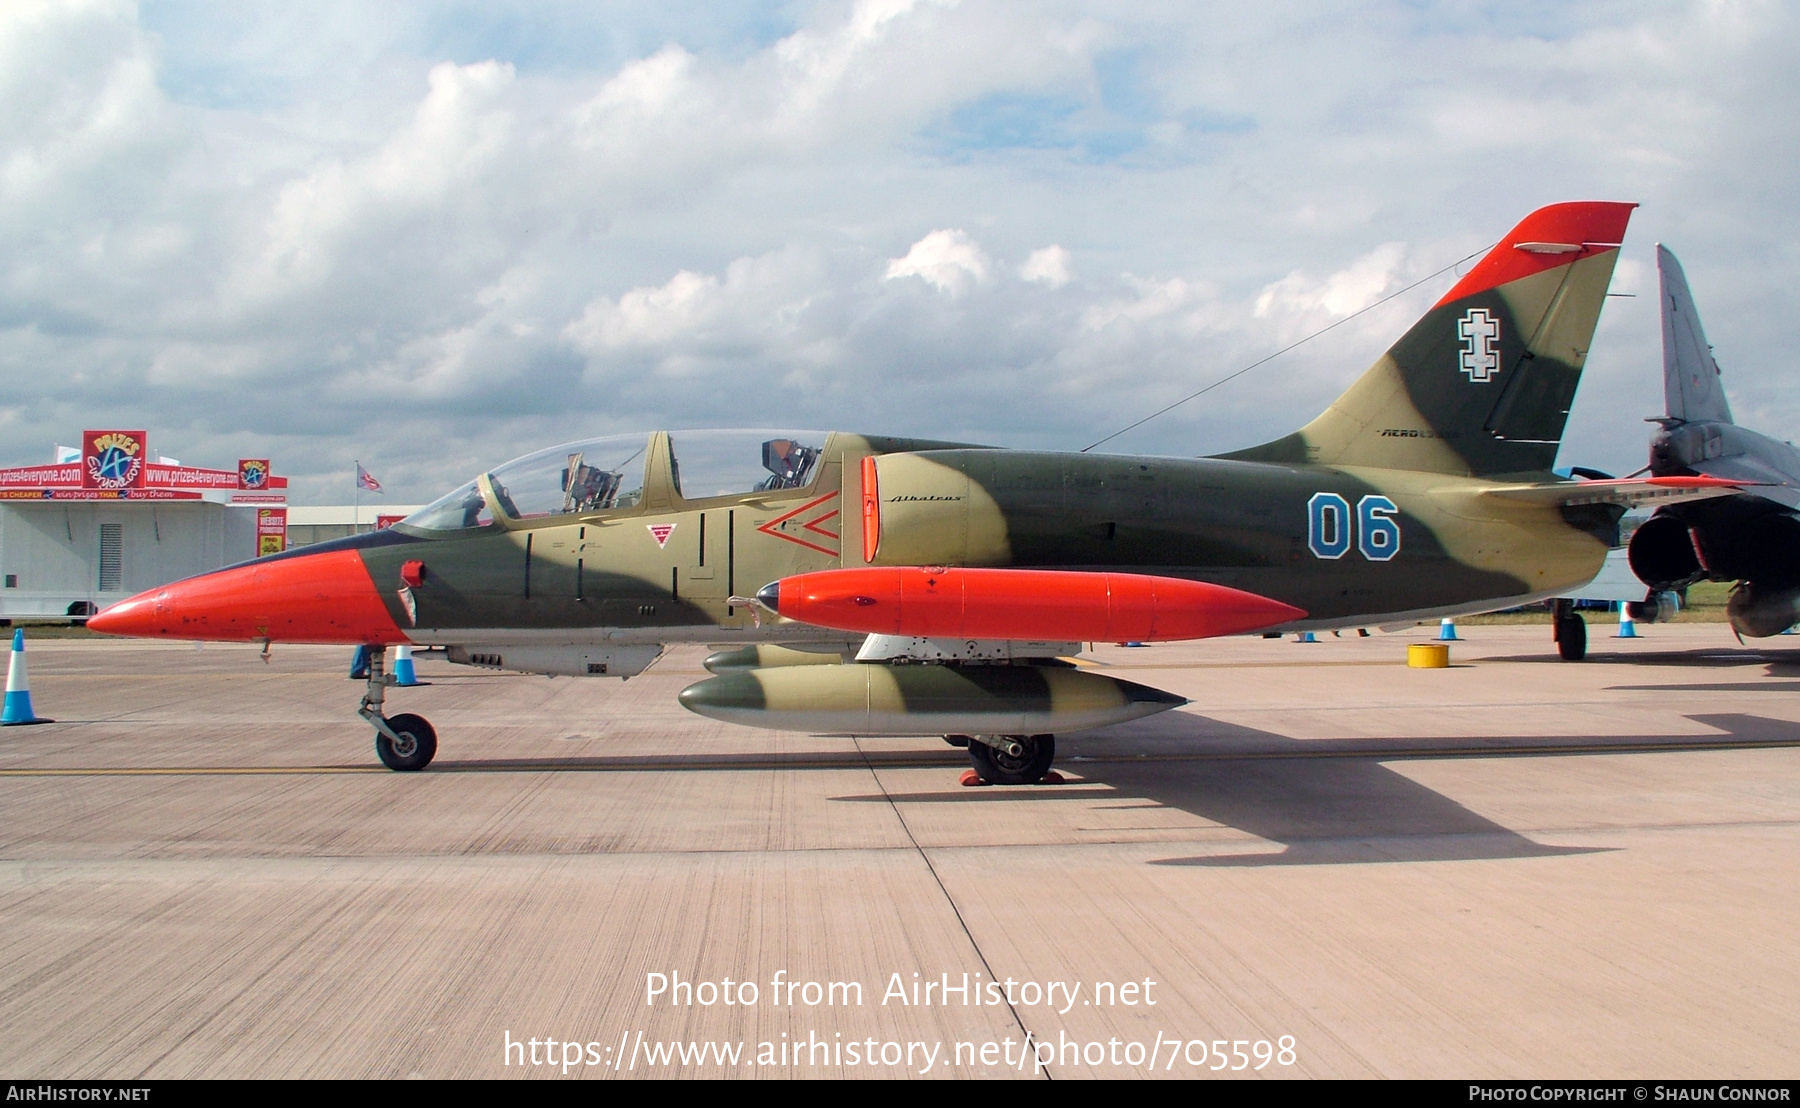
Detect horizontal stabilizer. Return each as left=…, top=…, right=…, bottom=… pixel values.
left=1682, top=456, right=1800, bottom=509
left=1480, top=474, right=1747, bottom=510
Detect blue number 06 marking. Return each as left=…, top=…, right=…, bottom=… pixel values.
left=1357, top=495, right=1400, bottom=561
left=1307, top=492, right=1351, bottom=559
left=1308, top=492, right=1402, bottom=561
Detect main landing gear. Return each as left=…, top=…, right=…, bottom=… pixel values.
left=948, top=733, right=1057, bottom=785
left=1553, top=598, right=1588, bottom=662
left=358, top=646, right=438, bottom=771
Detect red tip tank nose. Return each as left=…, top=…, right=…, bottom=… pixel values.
left=87, top=550, right=408, bottom=645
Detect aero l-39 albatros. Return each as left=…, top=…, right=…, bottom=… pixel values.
left=89, top=202, right=1742, bottom=784
left=1625, top=245, right=1800, bottom=638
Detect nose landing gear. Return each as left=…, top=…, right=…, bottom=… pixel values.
left=358, top=646, right=438, bottom=771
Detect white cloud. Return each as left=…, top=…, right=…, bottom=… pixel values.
left=1082, top=276, right=1199, bottom=332
left=239, top=59, right=516, bottom=301
left=588, top=45, right=695, bottom=116
left=564, top=248, right=824, bottom=376
left=1019, top=245, right=1072, bottom=288
left=571, top=270, right=721, bottom=350
left=774, top=0, right=959, bottom=115
left=885, top=229, right=990, bottom=295
left=1254, top=242, right=1407, bottom=321
left=1, top=1, right=1798, bottom=501
left=0, top=0, right=166, bottom=207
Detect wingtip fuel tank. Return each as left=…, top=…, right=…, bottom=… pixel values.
left=758, top=567, right=1306, bottom=643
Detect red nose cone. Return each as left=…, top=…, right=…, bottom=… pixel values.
left=87, top=550, right=408, bottom=645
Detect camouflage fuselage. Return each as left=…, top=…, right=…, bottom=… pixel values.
left=342, top=430, right=1610, bottom=644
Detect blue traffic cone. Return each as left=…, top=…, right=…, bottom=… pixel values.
left=1438, top=617, right=1460, bottom=641
left=2, top=628, right=51, bottom=725
left=393, top=643, right=419, bottom=686
left=1295, top=631, right=1318, bottom=643
left=1615, top=605, right=1639, bottom=638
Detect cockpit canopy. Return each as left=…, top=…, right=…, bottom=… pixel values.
left=671, top=430, right=823, bottom=498
left=401, top=429, right=827, bottom=531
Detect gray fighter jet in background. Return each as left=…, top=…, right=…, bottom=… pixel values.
left=1627, top=245, right=1800, bottom=636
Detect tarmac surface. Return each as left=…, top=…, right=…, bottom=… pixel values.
left=0, top=623, right=1796, bottom=1079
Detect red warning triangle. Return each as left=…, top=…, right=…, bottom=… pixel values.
left=647, top=523, right=676, bottom=547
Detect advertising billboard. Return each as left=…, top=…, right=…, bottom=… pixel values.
left=257, top=507, right=288, bottom=556
left=82, top=430, right=148, bottom=490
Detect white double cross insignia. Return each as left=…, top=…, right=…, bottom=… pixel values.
left=1458, top=308, right=1500, bottom=383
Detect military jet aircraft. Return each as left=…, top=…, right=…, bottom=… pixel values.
left=88, top=201, right=1743, bottom=783
left=1626, top=245, right=1800, bottom=638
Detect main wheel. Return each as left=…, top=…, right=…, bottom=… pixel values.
left=967, top=733, right=1055, bottom=785
left=1556, top=613, right=1587, bottom=661
left=375, top=712, right=438, bottom=771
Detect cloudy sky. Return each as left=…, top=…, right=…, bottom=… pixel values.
left=2, top=0, right=1795, bottom=504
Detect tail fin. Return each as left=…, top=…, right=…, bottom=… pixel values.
left=1222, top=201, right=1637, bottom=478
left=1658, top=244, right=1733, bottom=424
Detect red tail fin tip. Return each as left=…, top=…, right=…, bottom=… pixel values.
left=1434, top=201, right=1638, bottom=308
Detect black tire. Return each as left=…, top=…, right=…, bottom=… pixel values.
left=375, top=713, right=438, bottom=771
left=967, top=733, right=1055, bottom=785
left=1556, top=614, right=1587, bottom=661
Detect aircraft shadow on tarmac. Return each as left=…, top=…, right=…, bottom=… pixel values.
left=410, top=711, right=1799, bottom=870
left=832, top=712, right=1799, bottom=868
left=1609, top=682, right=1800, bottom=693
left=1487, top=646, right=1800, bottom=667
left=1601, top=653, right=1800, bottom=692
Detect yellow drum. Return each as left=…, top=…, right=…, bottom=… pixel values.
left=1407, top=643, right=1450, bottom=669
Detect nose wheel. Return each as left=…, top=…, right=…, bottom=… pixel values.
left=375, top=712, right=438, bottom=771
left=966, top=733, right=1056, bottom=785
left=357, top=646, right=438, bottom=771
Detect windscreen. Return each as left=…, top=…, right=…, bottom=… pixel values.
left=401, top=434, right=651, bottom=530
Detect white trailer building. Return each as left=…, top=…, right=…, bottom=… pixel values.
left=0, top=431, right=288, bottom=620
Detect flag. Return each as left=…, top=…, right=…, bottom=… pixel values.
left=355, top=463, right=382, bottom=492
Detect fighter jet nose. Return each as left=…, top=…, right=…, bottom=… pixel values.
left=755, top=581, right=780, bottom=611
left=86, top=594, right=160, bottom=637
left=82, top=550, right=408, bottom=645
